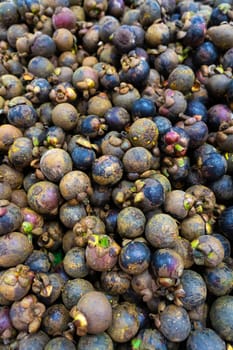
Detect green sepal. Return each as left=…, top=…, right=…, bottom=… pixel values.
left=131, top=338, right=142, bottom=350
left=22, top=221, right=34, bottom=234
left=99, top=236, right=110, bottom=248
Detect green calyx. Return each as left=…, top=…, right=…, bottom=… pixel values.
left=196, top=205, right=203, bottom=214
left=178, top=46, right=191, bottom=63
left=207, top=251, right=216, bottom=260
left=32, top=137, right=39, bottom=147
left=183, top=199, right=191, bottom=211
left=52, top=250, right=63, bottom=266
left=99, top=236, right=110, bottom=248
left=131, top=186, right=137, bottom=193
left=22, top=221, right=34, bottom=234
left=46, top=136, right=58, bottom=146
left=174, top=144, right=185, bottom=152
left=191, top=239, right=200, bottom=249
left=131, top=338, right=142, bottom=350
left=177, top=158, right=185, bottom=167
left=219, top=3, right=231, bottom=14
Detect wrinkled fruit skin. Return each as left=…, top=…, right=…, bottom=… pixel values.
left=210, top=296, right=233, bottom=342
left=1, top=0, right=233, bottom=349
left=70, top=291, right=112, bottom=335
left=155, top=304, right=191, bottom=342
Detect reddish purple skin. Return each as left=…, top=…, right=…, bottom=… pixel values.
left=85, top=244, right=118, bottom=271
left=21, top=208, right=42, bottom=227
left=207, top=104, right=232, bottom=131
left=52, top=7, right=76, bottom=30
left=0, top=307, right=12, bottom=336
left=27, top=182, right=60, bottom=214
left=162, top=128, right=190, bottom=157
left=165, top=130, right=179, bottom=144
left=0, top=208, right=7, bottom=217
